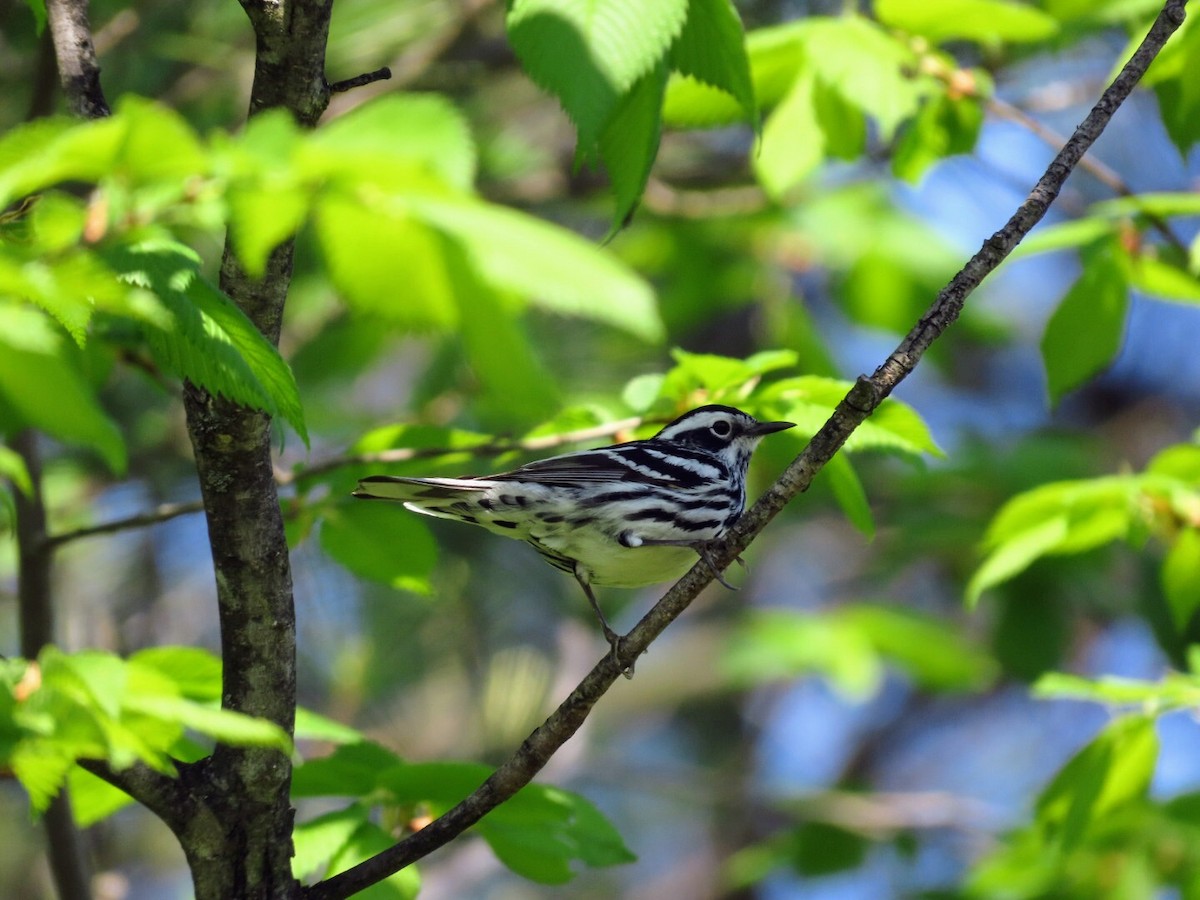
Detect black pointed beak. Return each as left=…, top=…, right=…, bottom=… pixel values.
left=749, top=419, right=796, bottom=437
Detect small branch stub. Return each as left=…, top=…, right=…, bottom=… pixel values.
left=328, top=66, right=392, bottom=94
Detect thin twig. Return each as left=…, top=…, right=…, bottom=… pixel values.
left=41, top=500, right=206, bottom=551
left=985, top=95, right=1188, bottom=255
left=46, top=416, right=647, bottom=547
left=303, top=2, right=1189, bottom=896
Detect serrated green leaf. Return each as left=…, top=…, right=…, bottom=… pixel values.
left=1034, top=715, right=1156, bottom=852
left=598, top=61, right=668, bottom=231
left=876, top=0, right=1059, bottom=44
left=507, top=0, right=689, bottom=151
left=668, top=0, right=755, bottom=121
left=799, top=17, right=925, bottom=141
left=1041, top=243, right=1129, bottom=405
left=0, top=304, right=126, bottom=473
left=1163, top=528, right=1200, bottom=631
left=104, top=241, right=308, bottom=443
left=11, top=744, right=74, bottom=815
left=665, top=19, right=807, bottom=127
left=320, top=500, right=437, bottom=594
left=0, top=116, right=123, bottom=209
left=410, top=197, right=662, bottom=341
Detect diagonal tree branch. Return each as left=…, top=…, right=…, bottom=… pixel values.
left=303, top=1, right=1190, bottom=896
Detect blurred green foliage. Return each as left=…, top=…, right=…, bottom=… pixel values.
left=1, top=0, right=1200, bottom=896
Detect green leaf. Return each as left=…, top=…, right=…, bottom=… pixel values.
left=450, top=258, right=559, bottom=427
left=111, top=96, right=208, bottom=184
left=757, top=376, right=941, bottom=459
left=293, top=806, right=369, bottom=881
left=104, top=241, right=308, bottom=443
left=0, top=304, right=126, bottom=473
left=967, top=477, right=1138, bottom=605
left=292, top=741, right=406, bottom=798
left=799, top=17, right=925, bottom=141
left=724, top=609, right=884, bottom=700
left=892, top=89, right=984, bottom=183
left=1033, top=671, right=1200, bottom=710
left=1013, top=216, right=1115, bottom=258
left=668, top=0, right=755, bottom=121
left=374, top=761, right=635, bottom=881
left=1162, top=528, right=1200, bottom=631
left=838, top=604, right=996, bottom=691
left=1041, top=242, right=1129, bottom=405
left=597, top=62, right=668, bottom=231
left=294, top=708, right=366, bottom=745
left=507, top=0, right=689, bottom=151
left=22, top=0, right=46, bottom=33
left=1150, top=19, right=1200, bottom=156
left=1034, top=715, right=1157, bottom=852
left=304, top=94, right=476, bottom=191
left=1124, top=253, right=1200, bottom=304
left=754, top=69, right=823, bottom=199
left=320, top=499, right=437, bottom=594
left=824, top=452, right=874, bottom=538
left=314, top=194, right=458, bottom=330
left=126, top=694, right=292, bottom=754
left=0, top=116, right=123, bottom=209
left=967, top=515, right=1069, bottom=606
left=876, top=0, right=1059, bottom=44
left=327, top=822, right=421, bottom=899
left=0, top=443, right=32, bottom=496
left=129, top=646, right=222, bottom=703
left=410, top=197, right=662, bottom=340
left=68, top=765, right=135, bottom=827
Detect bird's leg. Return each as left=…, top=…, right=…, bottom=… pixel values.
left=635, top=537, right=739, bottom=590
left=573, top=564, right=634, bottom=678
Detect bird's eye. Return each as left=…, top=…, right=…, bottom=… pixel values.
left=711, top=419, right=733, bottom=438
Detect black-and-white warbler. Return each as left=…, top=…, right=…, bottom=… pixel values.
left=353, top=404, right=795, bottom=654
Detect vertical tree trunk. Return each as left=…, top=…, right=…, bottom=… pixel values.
left=172, top=3, right=332, bottom=896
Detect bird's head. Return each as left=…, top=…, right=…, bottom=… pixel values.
left=654, top=405, right=795, bottom=471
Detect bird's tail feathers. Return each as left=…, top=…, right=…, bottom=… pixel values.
left=352, top=475, right=491, bottom=503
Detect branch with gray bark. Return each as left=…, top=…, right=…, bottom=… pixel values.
left=303, top=1, right=1191, bottom=896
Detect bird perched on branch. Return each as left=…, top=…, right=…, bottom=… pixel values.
left=353, top=404, right=794, bottom=659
